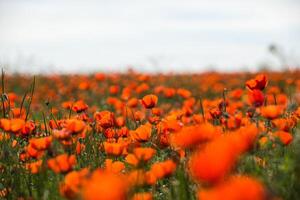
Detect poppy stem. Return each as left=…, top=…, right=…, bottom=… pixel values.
left=273, top=94, right=277, bottom=105
left=125, top=106, right=130, bottom=128
left=25, top=76, right=36, bottom=121
left=68, top=103, right=73, bottom=119
left=42, top=111, right=48, bottom=135
left=1, top=68, right=6, bottom=118
left=47, top=103, right=60, bottom=129
left=222, top=88, right=227, bottom=113
left=199, top=97, right=205, bottom=122
left=20, top=91, right=28, bottom=117
left=130, top=108, right=138, bottom=129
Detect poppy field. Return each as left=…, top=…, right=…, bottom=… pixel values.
left=0, top=70, right=300, bottom=200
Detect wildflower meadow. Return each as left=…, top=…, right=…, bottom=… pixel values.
left=0, top=70, right=300, bottom=200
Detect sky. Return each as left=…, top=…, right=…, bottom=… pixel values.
left=0, top=0, right=300, bottom=73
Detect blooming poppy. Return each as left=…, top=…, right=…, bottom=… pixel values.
left=248, top=89, right=265, bottom=107
left=60, top=168, right=89, bottom=199
left=146, top=159, right=176, bottom=185
left=132, top=192, right=153, bottom=200
left=133, top=147, right=156, bottom=162
left=130, top=124, right=152, bottom=142
left=72, top=100, right=88, bottom=112
left=246, top=74, right=268, bottom=91
left=189, top=125, right=258, bottom=183
left=82, top=170, right=128, bottom=200
left=104, top=159, right=125, bottom=173
left=274, top=131, right=293, bottom=145
left=170, top=123, right=221, bottom=149
left=177, top=88, right=192, bottom=99
left=47, top=154, right=77, bottom=173
left=25, top=160, right=43, bottom=174
left=260, top=105, right=283, bottom=119
left=141, top=94, right=158, bottom=109
left=94, top=110, right=115, bottom=129
left=103, top=141, right=127, bottom=156
left=125, top=154, right=139, bottom=166
left=198, top=175, right=266, bottom=200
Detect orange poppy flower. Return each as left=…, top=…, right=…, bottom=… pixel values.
left=132, top=110, right=145, bottom=122
left=12, top=139, right=17, bottom=148
left=233, top=125, right=259, bottom=154
left=25, top=160, right=43, bottom=174
left=248, top=89, right=265, bottom=107
left=274, top=131, right=293, bottom=145
left=125, top=154, right=139, bottom=166
left=127, top=169, right=146, bottom=186
left=104, top=159, right=125, bottom=173
left=0, top=118, right=11, bottom=132
left=76, top=141, right=85, bottom=154
left=259, top=136, right=269, bottom=148
left=21, top=120, right=36, bottom=135
left=224, top=114, right=242, bottom=130
left=127, top=98, right=139, bottom=108
left=29, top=136, right=53, bottom=151
left=141, top=94, right=158, bottom=109
left=65, top=119, right=86, bottom=133
left=229, top=88, right=243, bottom=100
left=72, top=100, right=88, bottom=112
left=94, top=111, right=115, bottom=129
left=246, top=74, right=268, bottom=91
left=138, top=74, right=150, bottom=82
left=163, top=88, right=176, bottom=98
left=133, top=147, right=156, bottom=162
left=8, top=92, right=18, bottom=102
left=103, top=128, right=115, bottom=138
left=78, top=81, right=90, bottom=90
left=146, top=159, right=176, bottom=185
left=116, top=116, right=125, bottom=127
left=109, top=85, right=120, bottom=95
left=160, top=119, right=182, bottom=133
left=130, top=124, right=152, bottom=142
left=103, top=141, right=127, bottom=156
left=177, top=88, right=192, bottom=99
left=26, top=145, right=41, bottom=158
left=106, top=97, right=118, bottom=105
left=272, top=118, right=295, bottom=131
left=276, top=94, right=288, bottom=106
left=82, top=170, right=127, bottom=200
left=53, top=129, right=72, bottom=140
left=117, top=127, right=129, bottom=137
left=170, top=123, right=221, bottom=149
left=121, top=87, right=132, bottom=100
left=60, top=168, right=89, bottom=199
left=132, top=192, right=153, bottom=200
left=260, top=105, right=283, bottom=119
left=209, top=107, right=222, bottom=119
left=188, top=125, right=258, bottom=183
left=47, top=154, right=77, bottom=173
left=189, top=138, right=236, bottom=183
left=12, top=108, right=26, bottom=119
left=10, top=118, right=26, bottom=133
left=198, top=175, right=266, bottom=200
left=94, top=73, right=106, bottom=81
left=136, top=83, right=150, bottom=94
left=62, top=101, right=73, bottom=109
left=152, top=108, right=162, bottom=116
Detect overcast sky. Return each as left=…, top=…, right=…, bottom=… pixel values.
left=0, top=0, right=300, bottom=73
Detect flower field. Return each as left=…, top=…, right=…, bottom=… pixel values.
left=0, top=70, right=300, bottom=200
